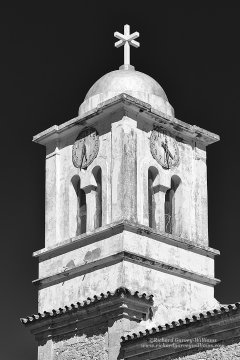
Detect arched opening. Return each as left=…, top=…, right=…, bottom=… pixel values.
left=78, top=189, right=86, bottom=234
left=165, top=175, right=181, bottom=234
left=70, top=175, right=87, bottom=236
left=93, top=166, right=102, bottom=229
left=165, top=188, right=174, bottom=233
left=148, top=167, right=159, bottom=229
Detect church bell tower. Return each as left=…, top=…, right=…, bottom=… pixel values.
left=21, top=25, right=220, bottom=360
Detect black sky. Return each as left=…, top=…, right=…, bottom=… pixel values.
left=1, top=3, right=240, bottom=359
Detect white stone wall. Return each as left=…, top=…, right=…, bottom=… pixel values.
left=123, top=261, right=217, bottom=325
left=39, top=231, right=214, bottom=281
left=44, top=112, right=209, bottom=249
left=38, top=106, right=216, bottom=327
left=38, top=262, right=124, bottom=312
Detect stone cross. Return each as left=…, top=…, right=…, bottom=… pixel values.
left=114, top=24, right=140, bottom=68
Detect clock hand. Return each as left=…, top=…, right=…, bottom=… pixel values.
left=168, top=149, right=173, bottom=160
left=166, top=152, right=170, bottom=168
left=162, top=141, right=173, bottom=167
left=161, top=141, right=167, bottom=151
left=80, top=141, right=87, bottom=169
left=161, top=142, right=167, bottom=165
left=162, top=141, right=173, bottom=159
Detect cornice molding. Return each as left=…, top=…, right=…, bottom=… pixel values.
left=33, top=220, right=220, bottom=262
left=33, top=250, right=220, bottom=290
left=21, top=287, right=153, bottom=339
left=33, top=93, right=219, bottom=147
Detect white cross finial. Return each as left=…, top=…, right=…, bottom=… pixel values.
left=114, top=24, right=140, bottom=70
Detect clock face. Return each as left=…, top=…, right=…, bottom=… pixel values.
left=150, top=127, right=179, bottom=169
left=72, top=127, right=99, bottom=169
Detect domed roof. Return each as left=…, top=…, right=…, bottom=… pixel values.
left=79, top=67, right=174, bottom=118
left=84, top=69, right=168, bottom=101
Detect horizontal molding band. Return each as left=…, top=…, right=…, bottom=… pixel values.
left=33, top=93, right=219, bottom=146
left=33, top=250, right=220, bottom=290
left=33, top=220, right=220, bottom=262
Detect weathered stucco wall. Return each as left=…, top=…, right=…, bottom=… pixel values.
left=38, top=230, right=214, bottom=280
left=123, top=261, right=217, bottom=325
left=44, top=118, right=113, bottom=248
left=111, top=117, right=138, bottom=223
left=38, top=231, right=123, bottom=278
left=135, top=116, right=208, bottom=245
left=44, top=110, right=209, bottom=250
left=53, top=331, right=108, bottom=360
left=38, top=262, right=124, bottom=312
left=32, top=96, right=219, bottom=360
left=38, top=259, right=217, bottom=323
left=37, top=224, right=217, bottom=314
left=38, top=107, right=217, bottom=318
